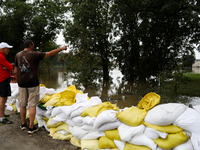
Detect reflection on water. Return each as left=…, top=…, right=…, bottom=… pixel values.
left=39, top=67, right=144, bottom=108
left=39, top=67, right=200, bottom=108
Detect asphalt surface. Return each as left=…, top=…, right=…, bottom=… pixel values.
left=0, top=110, right=81, bottom=150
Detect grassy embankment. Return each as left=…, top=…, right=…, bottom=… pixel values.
left=138, top=73, right=200, bottom=104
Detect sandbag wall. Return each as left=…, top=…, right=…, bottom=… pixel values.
left=6, top=83, right=200, bottom=150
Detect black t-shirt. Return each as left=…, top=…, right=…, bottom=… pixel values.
left=14, top=50, right=46, bottom=87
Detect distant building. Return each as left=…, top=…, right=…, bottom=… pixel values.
left=192, top=60, right=200, bottom=73
left=192, top=59, right=200, bottom=68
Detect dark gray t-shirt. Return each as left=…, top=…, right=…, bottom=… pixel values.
left=14, top=50, right=46, bottom=87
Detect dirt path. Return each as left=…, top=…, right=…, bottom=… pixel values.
left=0, top=110, right=81, bottom=150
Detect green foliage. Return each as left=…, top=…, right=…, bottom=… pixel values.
left=66, top=48, right=103, bottom=87
left=39, top=41, right=60, bottom=76
left=58, top=52, right=68, bottom=66
left=0, top=0, right=67, bottom=62
left=64, top=0, right=114, bottom=84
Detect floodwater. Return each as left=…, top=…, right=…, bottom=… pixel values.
left=39, top=67, right=200, bottom=108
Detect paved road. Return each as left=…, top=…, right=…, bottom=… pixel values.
left=0, top=110, right=81, bottom=150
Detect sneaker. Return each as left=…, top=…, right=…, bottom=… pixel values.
left=20, top=124, right=27, bottom=130
left=0, top=118, right=13, bottom=125
left=4, top=114, right=10, bottom=118
left=28, top=126, right=38, bottom=134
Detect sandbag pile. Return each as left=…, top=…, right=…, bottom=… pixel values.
left=6, top=83, right=200, bottom=150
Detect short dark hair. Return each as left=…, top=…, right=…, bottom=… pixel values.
left=24, top=40, right=33, bottom=48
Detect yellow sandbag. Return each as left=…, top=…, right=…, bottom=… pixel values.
left=81, top=102, right=120, bottom=117
left=43, top=96, right=60, bottom=107
left=143, top=122, right=183, bottom=133
left=53, top=133, right=72, bottom=140
left=66, top=85, right=76, bottom=92
left=124, top=142, right=151, bottom=150
left=40, top=84, right=46, bottom=87
left=49, top=127, right=57, bottom=137
left=96, top=102, right=119, bottom=116
left=98, top=136, right=117, bottom=149
left=81, top=105, right=99, bottom=117
left=70, top=136, right=81, bottom=147
left=9, top=103, right=17, bottom=111
left=47, top=117, right=64, bottom=128
left=116, top=107, right=147, bottom=127
left=54, top=101, right=64, bottom=107
left=138, top=92, right=160, bottom=111
left=55, top=123, right=71, bottom=133
left=59, top=89, right=76, bottom=106
left=105, top=129, right=121, bottom=141
left=153, top=132, right=188, bottom=149
left=40, top=95, right=52, bottom=103
left=81, top=139, right=101, bottom=150
left=43, top=117, right=48, bottom=122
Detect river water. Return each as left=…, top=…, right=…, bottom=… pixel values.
left=39, top=67, right=200, bottom=108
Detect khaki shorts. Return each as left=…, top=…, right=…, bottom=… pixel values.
left=19, top=86, right=40, bottom=107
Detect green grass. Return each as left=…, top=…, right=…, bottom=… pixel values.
left=136, top=73, right=200, bottom=105
left=178, top=73, right=200, bottom=97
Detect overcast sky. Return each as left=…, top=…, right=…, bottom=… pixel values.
left=56, top=33, right=200, bottom=59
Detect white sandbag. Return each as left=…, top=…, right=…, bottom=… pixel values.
left=76, top=93, right=88, bottom=103
left=173, top=139, right=194, bottom=150
left=70, top=106, right=87, bottom=119
left=191, top=133, right=200, bottom=150
left=45, top=106, right=54, bottom=116
left=114, top=140, right=125, bottom=150
left=11, top=88, right=19, bottom=98
left=98, top=120, right=122, bottom=131
left=65, top=119, right=75, bottom=127
left=61, top=104, right=75, bottom=117
left=118, top=123, right=145, bottom=142
left=70, top=126, right=89, bottom=140
left=35, top=114, right=44, bottom=128
left=10, top=83, right=18, bottom=93
left=93, top=110, right=118, bottom=130
left=15, top=99, right=20, bottom=113
left=145, top=103, right=187, bottom=126
left=81, top=124, right=94, bottom=131
left=39, top=86, right=55, bottom=100
left=82, top=131, right=105, bottom=140
left=193, top=105, right=200, bottom=114
left=144, top=127, right=168, bottom=139
left=36, top=106, right=47, bottom=116
left=83, top=116, right=96, bottom=125
left=71, top=116, right=84, bottom=126
left=57, top=130, right=69, bottom=135
left=6, top=105, right=13, bottom=111
left=50, top=113, right=67, bottom=125
left=174, top=107, right=200, bottom=134
left=128, top=134, right=157, bottom=150
left=50, top=106, right=62, bottom=118
left=88, top=96, right=102, bottom=106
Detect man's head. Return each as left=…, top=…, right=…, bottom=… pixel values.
left=24, top=40, right=34, bottom=50
left=0, top=42, right=13, bottom=55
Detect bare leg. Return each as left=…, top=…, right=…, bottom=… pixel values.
left=29, top=106, right=36, bottom=129
left=20, top=106, right=26, bottom=125
left=0, top=97, right=7, bottom=118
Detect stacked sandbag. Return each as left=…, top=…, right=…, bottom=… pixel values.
left=7, top=84, right=200, bottom=150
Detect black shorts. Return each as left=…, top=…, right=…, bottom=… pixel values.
left=0, top=77, right=12, bottom=97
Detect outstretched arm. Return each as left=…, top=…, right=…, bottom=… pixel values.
left=44, top=45, right=68, bottom=58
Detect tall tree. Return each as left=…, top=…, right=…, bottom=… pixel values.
left=112, top=0, right=200, bottom=81
left=64, top=0, right=113, bottom=85
left=0, top=0, right=67, bottom=62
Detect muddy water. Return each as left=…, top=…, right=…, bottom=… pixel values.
left=39, top=67, right=144, bottom=108
left=39, top=67, right=200, bottom=108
